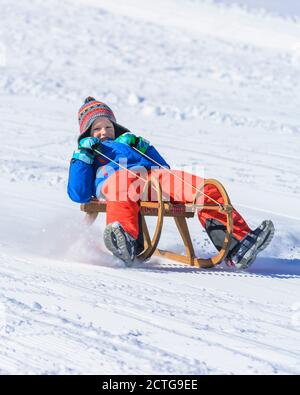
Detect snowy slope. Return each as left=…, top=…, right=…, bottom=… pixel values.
left=215, top=0, right=300, bottom=19
left=0, top=0, right=299, bottom=374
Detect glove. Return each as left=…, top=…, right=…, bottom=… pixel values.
left=72, top=137, right=102, bottom=165
left=135, top=136, right=150, bottom=154
left=115, top=132, right=150, bottom=154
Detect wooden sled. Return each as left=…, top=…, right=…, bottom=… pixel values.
left=80, top=177, right=233, bottom=268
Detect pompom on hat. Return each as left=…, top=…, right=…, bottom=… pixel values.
left=78, top=97, right=117, bottom=141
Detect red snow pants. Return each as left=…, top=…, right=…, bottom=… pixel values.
left=101, top=169, right=251, bottom=241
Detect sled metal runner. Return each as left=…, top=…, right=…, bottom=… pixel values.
left=81, top=178, right=233, bottom=268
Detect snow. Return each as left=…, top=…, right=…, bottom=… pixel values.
left=215, top=1, right=300, bottom=19
left=0, top=0, right=299, bottom=374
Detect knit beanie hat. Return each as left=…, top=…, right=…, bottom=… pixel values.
left=78, top=97, right=117, bottom=141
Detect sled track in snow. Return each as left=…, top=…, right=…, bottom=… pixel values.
left=0, top=251, right=299, bottom=374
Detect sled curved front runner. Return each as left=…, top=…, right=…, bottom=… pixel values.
left=80, top=178, right=233, bottom=268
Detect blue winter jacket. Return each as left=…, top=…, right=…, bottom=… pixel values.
left=67, top=139, right=170, bottom=203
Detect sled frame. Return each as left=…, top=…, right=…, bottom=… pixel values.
left=80, top=177, right=233, bottom=268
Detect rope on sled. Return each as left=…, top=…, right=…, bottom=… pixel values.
left=93, top=148, right=149, bottom=182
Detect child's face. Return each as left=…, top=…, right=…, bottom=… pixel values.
left=90, top=118, right=115, bottom=142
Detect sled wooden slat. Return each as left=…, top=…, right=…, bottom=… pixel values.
left=81, top=201, right=195, bottom=218
left=81, top=178, right=233, bottom=268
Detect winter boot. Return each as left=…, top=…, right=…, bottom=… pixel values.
left=226, top=220, right=275, bottom=270
left=104, top=222, right=137, bottom=267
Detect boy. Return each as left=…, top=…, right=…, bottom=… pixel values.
left=68, top=97, right=275, bottom=269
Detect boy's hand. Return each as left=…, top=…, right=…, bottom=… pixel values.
left=72, top=137, right=102, bottom=164
left=135, top=136, right=150, bottom=154
left=116, top=132, right=150, bottom=154
left=79, top=137, right=102, bottom=152
left=115, top=133, right=137, bottom=146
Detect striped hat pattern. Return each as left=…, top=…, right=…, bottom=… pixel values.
left=78, top=97, right=117, bottom=136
